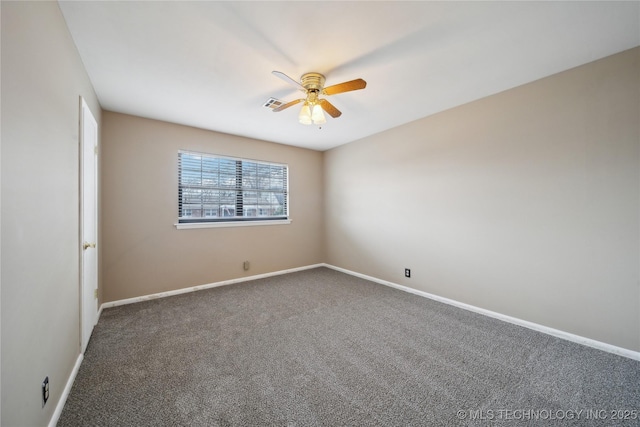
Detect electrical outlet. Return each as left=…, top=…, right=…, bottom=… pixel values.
left=405, top=268, right=411, bottom=278
left=42, top=376, right=49, bottom=407
left=243, top=261, right=250, bottom=271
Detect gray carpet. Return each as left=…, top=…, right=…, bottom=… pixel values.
left=58, top=267, right=640, bottom=426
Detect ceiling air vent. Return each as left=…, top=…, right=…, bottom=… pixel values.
left=263, top=98, right=283, bottom=109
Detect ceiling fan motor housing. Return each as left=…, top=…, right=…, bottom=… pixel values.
left=301, top=73, right=326, bottom=91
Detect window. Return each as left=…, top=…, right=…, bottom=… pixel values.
left=178, top=151, right=288, bottom=225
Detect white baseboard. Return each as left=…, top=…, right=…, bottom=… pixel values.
left=48, top=353, right=84, bottom=427
left=323, top=263, right=640, bottom=361
left=100, top=264, right=325, bottom=310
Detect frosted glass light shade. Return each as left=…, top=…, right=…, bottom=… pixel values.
left=311, top=104, right=326, bottom=124
left=298, top=104, right=312, bottom=125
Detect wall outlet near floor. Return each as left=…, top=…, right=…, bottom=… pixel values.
left=404, top=268, right=411, bottom=278
left=243, top=261, right=250, bottom=271
left=42, top=376, right=49, bottom=407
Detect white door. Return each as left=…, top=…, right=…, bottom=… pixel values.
left=80, top=97, right=98, bottom=353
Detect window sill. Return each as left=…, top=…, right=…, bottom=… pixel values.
left=174, top=219, right=292, bottom=230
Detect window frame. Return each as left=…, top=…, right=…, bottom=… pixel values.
left=175, top=150, right=291, bottom=229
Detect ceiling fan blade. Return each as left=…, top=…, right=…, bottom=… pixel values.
left=319, top=99, right=342, bottom=118
left=322, top=78, right=367, bottom=96
left=272, top=98, right=304, bottom=112
left=272, top=71, right=305, bottom=91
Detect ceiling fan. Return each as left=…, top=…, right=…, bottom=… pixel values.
left=267, top=71, right=366, bottom=125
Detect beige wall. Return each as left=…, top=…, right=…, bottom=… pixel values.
left=1, top=2, right=102, bottom=425
left=325, top=47, right=640, bottom=351
left=101, top=112, right=324, bottom=302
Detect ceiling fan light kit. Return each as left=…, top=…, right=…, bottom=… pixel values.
left=270, top=71, right=366, bottom=126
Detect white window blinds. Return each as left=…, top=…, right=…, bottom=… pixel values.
left=178, top=151, right=288, bottom=223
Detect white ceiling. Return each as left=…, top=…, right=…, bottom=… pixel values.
left=58, top=1, right=639, bottom=151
